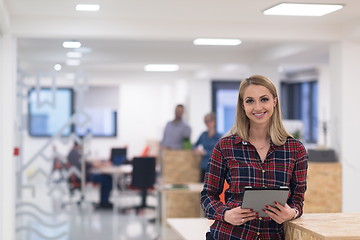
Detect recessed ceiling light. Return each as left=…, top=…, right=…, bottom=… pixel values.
left=63, top=41, right=81, bottom=49
left=66, top=52, right=82, bottom=58
left=54, top=64, right=62, bottom=71
left=75, top=4, right=100, bottom=11
left=144, top=64, right=179, bottom=72
left=66, top=59, right=81, bottom=66
left=263, top=3, right=344, bottom=16
left=193, top=38, right=242, bottom=46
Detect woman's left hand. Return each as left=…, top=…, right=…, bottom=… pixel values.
left=263, top=202, right=296, bottom=224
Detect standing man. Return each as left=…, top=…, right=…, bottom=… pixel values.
left=161, top=104, right=191, bottom=150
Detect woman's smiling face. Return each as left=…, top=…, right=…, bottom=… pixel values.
left=242, top=84, right=277, bottom=127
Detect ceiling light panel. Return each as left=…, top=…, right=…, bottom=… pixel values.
left=193, top=38, right=241, bottom=46
left=144, top=64, right=179, bottom=72
left=63, top=41, right=81, bottom=48
left=263, top=3, right=344, bottom=16
left=76, top=4, right=100, bottom=11
left=66, top=59, right=81, bottom=66
left=66, top=52, right=82, bottom=58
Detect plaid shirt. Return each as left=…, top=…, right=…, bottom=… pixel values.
left=201, top=134, right=308, bottom=240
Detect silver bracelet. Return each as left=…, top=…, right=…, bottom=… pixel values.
left=291, top=208, right=299, bottom=220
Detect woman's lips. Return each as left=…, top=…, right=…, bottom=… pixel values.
left=253, top=112, right=266, bottom=118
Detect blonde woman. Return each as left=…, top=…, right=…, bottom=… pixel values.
left=201, top=75, right=308, bottom=240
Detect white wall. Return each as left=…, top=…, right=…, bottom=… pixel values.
left=0, top=34, right=16, bottom=240
left=330, top=41, right=360, bottom=213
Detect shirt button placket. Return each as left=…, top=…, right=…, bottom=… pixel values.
left=262, top=169, right=266, bottom=187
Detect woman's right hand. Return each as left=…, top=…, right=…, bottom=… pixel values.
left=224, top=207, right=258, bottom=225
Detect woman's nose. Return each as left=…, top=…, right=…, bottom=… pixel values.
left=254, top=101, right=262, bottom=110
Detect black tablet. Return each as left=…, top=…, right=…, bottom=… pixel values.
left=241, top=186, right=289, bottom=217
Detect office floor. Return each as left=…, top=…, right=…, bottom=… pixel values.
left=16, top=182, right=183, bottom=240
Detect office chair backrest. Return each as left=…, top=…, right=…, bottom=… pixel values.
left=307, top=149, right=337, bottom=162
left=131, top=157, right=156, bottom=189
left=110, top=148, right=127, bottom=166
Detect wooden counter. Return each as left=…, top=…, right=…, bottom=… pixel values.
left=162, top=150, right=201, bottom=184
left=167, top=218, right=213, bottom=240
left=161, top=183, right=203, bottom=221
left=168, top=213, right=360, bottom=240
left=304, top=162, right=342, bottom=213
left=285, top=213, right=360, bottom=240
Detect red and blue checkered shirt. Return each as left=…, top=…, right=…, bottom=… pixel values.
left=201, top=134, right=308, bottom=240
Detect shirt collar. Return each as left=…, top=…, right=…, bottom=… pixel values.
left=234, top=134, right=275, bottom=148
left=233, top=134, right=245, bottom=145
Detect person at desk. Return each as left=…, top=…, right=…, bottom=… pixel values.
left=193, top=113, right=222, bottom=182
left=161, top=104, right=191, bottom=150
left=67, top=142, right=113, bottom=209
left=201, top=75, right=308, bottom=240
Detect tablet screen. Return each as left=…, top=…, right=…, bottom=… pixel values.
left=241, top=186, right=289, bottom=217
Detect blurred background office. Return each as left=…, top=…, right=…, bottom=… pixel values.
left=1, top=0, right=360, bottom=239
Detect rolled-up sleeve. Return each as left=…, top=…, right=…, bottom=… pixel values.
left=200, top=142, right=229, bottom=221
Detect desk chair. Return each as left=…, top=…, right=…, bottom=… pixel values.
left=123, top=157, right=157, bottom=214
left=61, top=163, right=83, bottom=208
left=62, top=163, right=97, bottom=209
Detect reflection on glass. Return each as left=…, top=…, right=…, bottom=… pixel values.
left=28, top=88, right=73, bottom=136
left=75, top=108, right=117, bottom=137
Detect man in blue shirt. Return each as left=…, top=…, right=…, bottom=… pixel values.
left=161, top=104, right=191, bottom=150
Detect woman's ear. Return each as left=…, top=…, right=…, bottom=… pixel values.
left=274, top=97, right=278, bottom=107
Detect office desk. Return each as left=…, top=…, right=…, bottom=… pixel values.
left=167, top=218, right=213, bottom=240
left=98, top=165, right=133, bottom=211
left=99, top=164, right=133, bottom=175
left=285, top=213, right=360, bottom=240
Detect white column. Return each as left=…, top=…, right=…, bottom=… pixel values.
left=317, top=66, right=331, bottom=147
left=329, top=41, right=360, bottom=212
left=0, top=33, right=16, bottom=240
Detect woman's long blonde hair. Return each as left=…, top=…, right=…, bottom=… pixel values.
left=230, top=75, right=292, bottom=146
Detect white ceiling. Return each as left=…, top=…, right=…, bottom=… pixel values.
left=3, top=0, right=360, bottom=79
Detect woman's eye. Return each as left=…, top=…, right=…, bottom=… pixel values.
left=261, top=98, right=269, bottom=102
left=245, top=99, right=254, bottom=103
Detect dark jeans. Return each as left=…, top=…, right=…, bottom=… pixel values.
left=88, top=173, right=113, bottom=204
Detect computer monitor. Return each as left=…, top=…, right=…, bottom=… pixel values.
left=110, top=148, right=127, bottom=166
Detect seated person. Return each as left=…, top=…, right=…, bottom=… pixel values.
left=67, top=142, right=113, bottom=209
